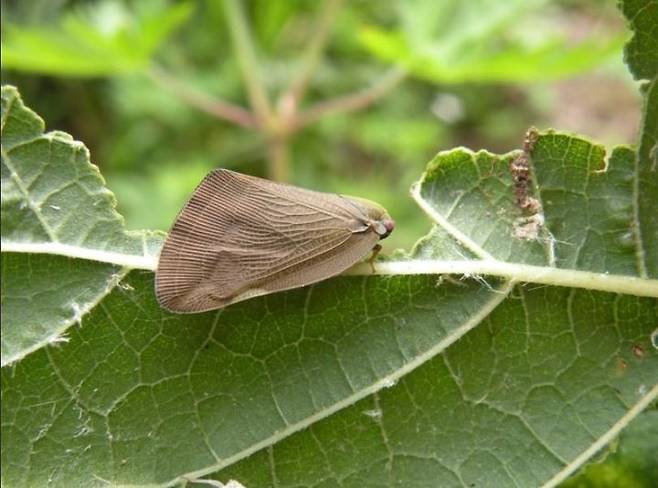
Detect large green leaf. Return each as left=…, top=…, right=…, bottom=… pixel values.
left=2, top=271, right=512, bottom=486
left=561, top=410, right=658, bottom=487
left=1, top=85, right=656, bottom=487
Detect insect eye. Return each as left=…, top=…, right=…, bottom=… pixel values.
left=374, top=219, right=394, bottom=239
left=371, top=221, right=389, bottom=239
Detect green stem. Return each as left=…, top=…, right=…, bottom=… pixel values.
left=293, top=67, right=407, bottom=129
left=147, top=65, right=257, bottom=128
left=268, top=136, right=290, bottom=182
left=222, top=0, right=273, bottom=126
left=283, top=0, right=343, bottom=107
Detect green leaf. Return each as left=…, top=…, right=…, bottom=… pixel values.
left=2, top=271, right=511, bottom=486
left=205, top=131, right=657, bottom=485
left=414, top=137, right=647, bottom=276
left=620, top=0, right=658, bottom=288
left=0, top=0, right=194, bottom=77
left=359, top=0, right=624, bottom=83
left=1, top=85, right=162, bottom=366
left=216, top=289, right=656, bottom=488
left=2, top=86, right=656, bottom=487
left=621, top=0, right=658, bottom=81
left=561, top=410, right=658, bottom=487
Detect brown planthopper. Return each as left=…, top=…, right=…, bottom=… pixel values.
left=155, top=169, right=395, bottom=313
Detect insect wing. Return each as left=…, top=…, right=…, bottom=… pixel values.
left=155, top=169, right=380, bottom=313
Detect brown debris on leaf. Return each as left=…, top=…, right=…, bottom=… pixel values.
left=510, top=128, right=544, bottom=240
left=510, top=128, right=540, bottom=212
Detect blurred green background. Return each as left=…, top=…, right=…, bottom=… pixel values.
left=1, top=1, right=654, bottom=484
left=0, top=0, right=640, bottom=253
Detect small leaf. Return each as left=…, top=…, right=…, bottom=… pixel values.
left=415, top=135, right=645, bottom=276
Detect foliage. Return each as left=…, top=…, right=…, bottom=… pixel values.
left=1, top=0, right=193, bottom=76
left=0, top=0, right=631, bottom=252
left=561, top=411, right=658, bottom=488
left=1, top=0, right=656, bottom=487
left=359, top=0, right=625, bottom=83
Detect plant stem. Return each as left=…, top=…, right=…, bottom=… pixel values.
left=268, top=136, right=290, bottom=182
left=283, top=0, right=343, bottom=108
left=147, top=65, right=257, bottom=128
left=294, top=67, right=407, bottom=129
left=222, top=0, right=273, bottom=126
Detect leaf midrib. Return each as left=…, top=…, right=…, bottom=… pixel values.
left=4, top=242, right=658, bottom=298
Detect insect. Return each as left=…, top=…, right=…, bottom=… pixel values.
left=155, top=169, right=395, bottom=313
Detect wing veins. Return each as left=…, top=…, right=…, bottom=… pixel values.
left=238, top=229, right=356, bottom=285
left=249, top=178, right=366, bottom=224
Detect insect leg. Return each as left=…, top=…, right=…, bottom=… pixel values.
left=367, top=244, right=382, bottom=273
